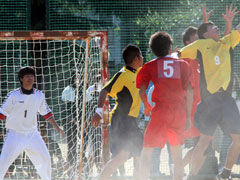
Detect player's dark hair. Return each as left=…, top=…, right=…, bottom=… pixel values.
left=182, top=26, right=197, bottom=45
left=18, top=66, right=35, bottom=84
left=149, top=31, right=173, bottom=57
left=122, top=44, right=141, bottom=65
left=198, top=21, right=215, bottom=39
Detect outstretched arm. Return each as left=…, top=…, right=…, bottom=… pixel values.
left=202, top=5, right=213, bottom=23
left=40, top=93, right=64, bottom=138
left=223, top=4, right=238, bottom=35
left=48, top=117, right=64, bottom=138
left=91, top=89, right=108, bottom=128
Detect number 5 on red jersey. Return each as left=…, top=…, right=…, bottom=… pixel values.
left=158, top=60, right=181, bottom=79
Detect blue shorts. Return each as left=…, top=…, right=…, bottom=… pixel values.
left=194, top=92, right=240, bottom=136
left=109, top=113, right=143, bottom=158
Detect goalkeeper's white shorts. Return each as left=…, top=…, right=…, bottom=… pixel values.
left=0, top=129, right=51, bottom=180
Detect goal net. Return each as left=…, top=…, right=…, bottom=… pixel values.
left=0, top=31, right=109, bottom=180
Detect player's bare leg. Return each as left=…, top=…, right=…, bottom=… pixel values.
left=139, top=147, right=154, bottom=180
left=98, top=150, right=129, bottom=180
left=133, top=156, right=140, bottom=180
left=183, top=147, right=194, bottom=167
left=190, top=134, right=211, bottom=175
left=217, top=134, right=240, bottom=179
left=224, top=134, right=240, bottom=169
left=170, top=145, right=183, bottom=180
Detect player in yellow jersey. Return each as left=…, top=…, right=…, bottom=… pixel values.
left=181, top=7, right=240, bottom=179
left=182, top=5, right=237, bottom=173
left=91, top=44, right=143, bottom=180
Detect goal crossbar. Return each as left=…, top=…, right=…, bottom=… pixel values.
left=0, top=30, right=109, bottom=180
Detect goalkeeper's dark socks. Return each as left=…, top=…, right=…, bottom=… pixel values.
left=217, top=168, right=231, bottom=179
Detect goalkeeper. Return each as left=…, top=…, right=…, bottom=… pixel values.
left=91, top=44, right=143, bottom=180
left=0, top=66, right=64, bottom=180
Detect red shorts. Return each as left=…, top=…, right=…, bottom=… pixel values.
left=184, top=104, right=200, bottom=139
left=143, top=104, right=186, bottom=148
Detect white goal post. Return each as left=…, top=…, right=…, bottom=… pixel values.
left=0, top=31, right=109, bottom=180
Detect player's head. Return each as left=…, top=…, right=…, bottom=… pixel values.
left=18, top=66, right=35, bottom=85
left=182, top=26, right=198, bottom=45
left=122, top=44, right=142, bottom=66
left=198, top=21, right=220, bottom=41
left=149, top=31, right=173, bottom=57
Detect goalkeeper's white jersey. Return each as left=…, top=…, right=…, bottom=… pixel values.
left=0, top=88, right=52, bottom=132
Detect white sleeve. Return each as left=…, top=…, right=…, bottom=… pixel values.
left=39, top=93, right=52, bottom=116
left=147, top=86, right=155, bottom=106
left=0, top=92, right=14, bottom=116
left=61, top=86, right=75, bottom=102
left=86, top=85, right=94, bottom=102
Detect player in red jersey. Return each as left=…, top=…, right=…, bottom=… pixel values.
left=137, top=31, right=193, bottom=180
left=182, top=27, right=202, bottom=167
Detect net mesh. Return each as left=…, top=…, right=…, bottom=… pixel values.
left=47, top=0, right=240, bottom=178
left=2, top=0, right=240, bottom=179
left=0, top=0, right=29, bottom=31
left=47, top=0, right=240, bottom=77
left=0, top=31, right=108, bottom=180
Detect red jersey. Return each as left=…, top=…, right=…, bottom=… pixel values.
left=136, top=55, right=193, bottom=108
left=184, top=58, right=201, bottom=106
left=136, top=55, right=194, bottom=147
left=183, top=58, right=201, bottom=139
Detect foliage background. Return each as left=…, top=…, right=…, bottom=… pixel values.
left=1, top=0, right=240, bottom=178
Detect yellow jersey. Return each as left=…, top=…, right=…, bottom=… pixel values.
left=103, top=66, right=141, bottom=119
left=180, top=30, right=240, bottom=97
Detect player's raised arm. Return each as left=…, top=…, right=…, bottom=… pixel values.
left=222, top=4, right=238, bottom=35
left=202, top=5, right=213, bottom=23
